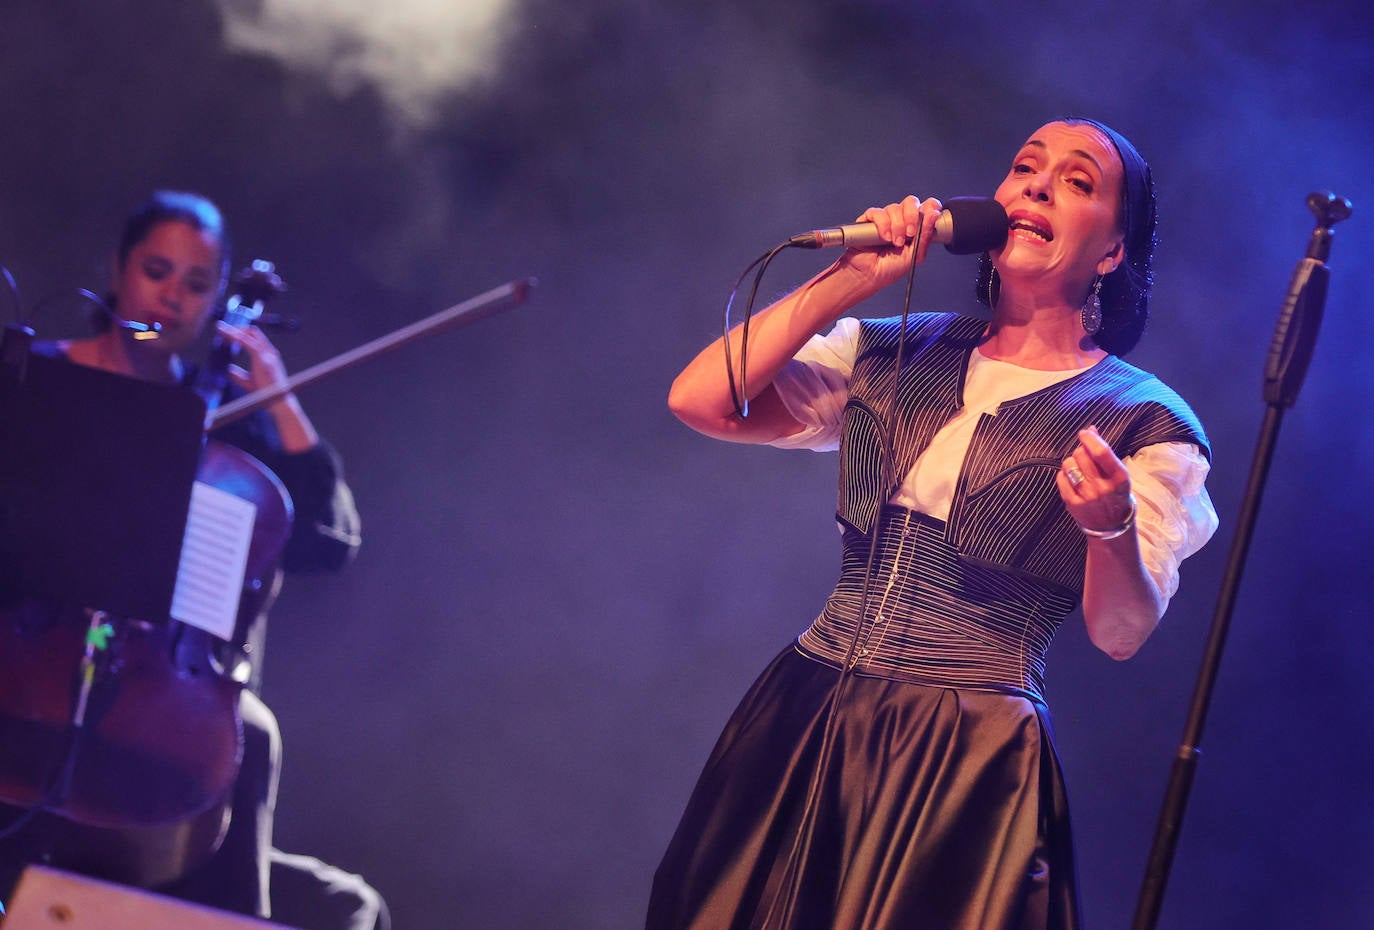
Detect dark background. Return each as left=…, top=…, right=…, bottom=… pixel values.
left=2, top=2, right=1372, bottom=927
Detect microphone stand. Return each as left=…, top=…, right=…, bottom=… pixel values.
left=1131, top=191, right=1353, bottom=930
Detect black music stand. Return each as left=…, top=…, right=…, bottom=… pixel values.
left=0, top=353, right=204, bottom=619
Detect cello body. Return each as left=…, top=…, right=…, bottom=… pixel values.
left=0, top=441, right=293, bottom=889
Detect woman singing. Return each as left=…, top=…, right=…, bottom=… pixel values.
left=648, top=118, right=1218, bottom=930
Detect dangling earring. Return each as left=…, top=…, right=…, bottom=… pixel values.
left=988, top=266, right=1000, bottom=309
left=1081, top=275, right=1103, bottom=336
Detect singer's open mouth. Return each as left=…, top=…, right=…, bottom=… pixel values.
left=1008, top=217, right=1053, bottom=242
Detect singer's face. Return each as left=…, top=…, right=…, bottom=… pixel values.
left=991, top=121, right=1125, bottom=300
left=110, top=219, right=224, bottom=354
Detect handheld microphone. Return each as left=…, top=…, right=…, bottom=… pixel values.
left=788, top=196, right=1009, bottom=255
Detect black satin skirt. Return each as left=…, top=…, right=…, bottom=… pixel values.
left=646, top=645, right=1081, bottom=930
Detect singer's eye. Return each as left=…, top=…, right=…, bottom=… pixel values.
left=1067, top=177, right=1093, bottom=194
left=1012, top=163, right=1034, bottom=175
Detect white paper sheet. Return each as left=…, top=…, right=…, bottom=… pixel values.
left=169, top=480, right=257, bottom=640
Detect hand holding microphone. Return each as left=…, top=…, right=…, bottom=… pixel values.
left=789, top=195, right=1009, bottom=255
left=710, top=195, right=1008, bottom=425
left=782, top=195, right=1007, bottom=295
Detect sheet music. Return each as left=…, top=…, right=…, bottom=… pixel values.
left=170, top=481, right=256, bottom=639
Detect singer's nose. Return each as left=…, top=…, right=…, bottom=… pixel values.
left=1023, top=170, right=1052, bottom=203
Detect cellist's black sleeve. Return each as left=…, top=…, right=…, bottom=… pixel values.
left=213, top=411, right=361, bottom=575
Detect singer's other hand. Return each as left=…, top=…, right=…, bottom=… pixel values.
left=840, top=195, right=944, bottom=289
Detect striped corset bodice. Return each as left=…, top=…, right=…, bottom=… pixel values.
left=797, top=506, right=1078, bottom=702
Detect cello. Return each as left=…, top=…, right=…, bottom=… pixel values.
left=0, top=264, right=295, bottom=889
left=1, top=258, right=531, bottom=890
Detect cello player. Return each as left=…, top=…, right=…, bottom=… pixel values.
left=1, top=190, right=383, bottom=929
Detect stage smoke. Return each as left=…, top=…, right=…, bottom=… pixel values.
left=214, top=0, right=517, bottom=127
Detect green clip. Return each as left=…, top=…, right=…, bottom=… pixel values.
left=85, top=622, right=115, bottom=651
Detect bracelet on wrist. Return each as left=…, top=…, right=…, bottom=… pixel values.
left=1077, top=495, right=1137, bottom=540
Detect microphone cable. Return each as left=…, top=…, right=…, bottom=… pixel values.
left=722, top=240, right=792, bottom=419
left=721, top=226, right=927, bottom=929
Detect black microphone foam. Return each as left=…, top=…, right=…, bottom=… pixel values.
left=940, top=197, right=1009, bottom=255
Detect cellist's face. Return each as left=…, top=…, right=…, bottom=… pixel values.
left=110, top=220, right=224, bottom=354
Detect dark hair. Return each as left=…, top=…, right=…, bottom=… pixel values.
left=976, top=117, right=1158, bottom=356
left=97, top=190, right=231, bottom=331
left=117, top=190, right=232, bottom=278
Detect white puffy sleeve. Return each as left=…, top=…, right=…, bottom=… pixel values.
left=766, top=317, right=862, bottom=452
left=1127, top=442, right=1219, bottom=610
